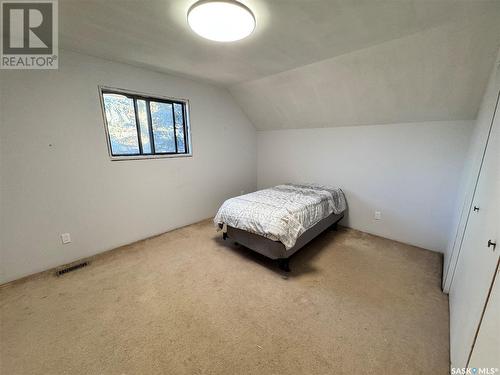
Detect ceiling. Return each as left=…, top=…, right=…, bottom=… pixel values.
left=60, top=0, right=500, bottom=129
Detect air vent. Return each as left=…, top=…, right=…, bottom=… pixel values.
left=56, top=261, right=89, bottom=276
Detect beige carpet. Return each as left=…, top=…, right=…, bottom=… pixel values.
left=0, top=220, right=449, bottom=375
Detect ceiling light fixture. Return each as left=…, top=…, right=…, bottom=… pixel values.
left=187, top=0, right=256, bottom=42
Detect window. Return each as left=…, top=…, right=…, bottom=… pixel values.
left=99, top=87, right=191, bottom=159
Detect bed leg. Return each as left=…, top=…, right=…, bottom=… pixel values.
left=223, top=232, right=227, bottom=240
left=277, top=258, right=290, bottom=273
left=332, top=215, right=344, bottom=231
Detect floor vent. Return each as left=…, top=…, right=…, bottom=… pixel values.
left=56, top=261, right=89, bottom=276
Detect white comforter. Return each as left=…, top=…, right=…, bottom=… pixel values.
left=214, top=183, right=346, bottom=250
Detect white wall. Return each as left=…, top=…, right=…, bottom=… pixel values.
left=257, top=121, right=472, bottom=252
left=0, top=50, right=257, bottom=284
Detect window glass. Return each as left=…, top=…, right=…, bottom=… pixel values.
left=101, top=89, right=190, bottom=159
left=150, top=101, right=176, bottom=153
left=174, top=103, right=185, bottom=153
left=136, top=100, right=152, bottom=154
left=103, top=93, right=140, bottom=155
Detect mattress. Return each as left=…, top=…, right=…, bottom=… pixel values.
left=214, top=183, right=346, bottom=249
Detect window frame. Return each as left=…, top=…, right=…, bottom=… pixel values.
left=98, top=86, right=192, bottom=161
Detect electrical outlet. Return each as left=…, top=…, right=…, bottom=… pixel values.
left=61, top=233, right=72, bottom=244
left=374, top=211, right=382, bottom=220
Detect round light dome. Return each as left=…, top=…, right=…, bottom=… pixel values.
left=187, top=0, right=255, bottom=42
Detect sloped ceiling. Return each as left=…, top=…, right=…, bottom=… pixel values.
left=59, top=0, right=500, bottom=129
left=230, top=11, right=500, bottom=129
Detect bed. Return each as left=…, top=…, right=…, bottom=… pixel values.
left=214, top=183, right=346, bottom=272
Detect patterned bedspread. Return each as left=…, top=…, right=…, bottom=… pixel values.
left=214, top=183, right=346, bottom=250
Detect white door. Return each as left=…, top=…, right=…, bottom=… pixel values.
left=469, top=266, right=500, bottom=369
left=449, top=93, right=499, bottom=369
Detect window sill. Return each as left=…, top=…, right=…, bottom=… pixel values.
left=109, top=153, right=193, bottom=161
